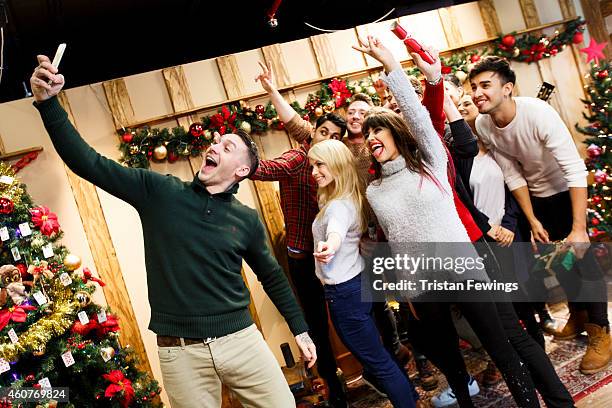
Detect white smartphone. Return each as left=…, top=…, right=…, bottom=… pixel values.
left=48, top=43, right=66, bottom=85
left=51, top=43, right=66, bottom=69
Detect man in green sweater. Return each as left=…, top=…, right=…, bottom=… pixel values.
left=30, top=55, right=315, bottom=408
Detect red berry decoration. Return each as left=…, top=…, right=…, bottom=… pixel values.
left=255, top=104, right=265, bottom=115
left=572, top=32, right=583, bottom=44
left=587, top=143, right=603, bottom=158
left=0, top=198, right=14, bottom=214
left=592, top=217, right=600, bottom=226
left=302, top=114, right=310, bottom=122
left=189, top=123, right=204, bottom=138
left=597, top=70, right=609, bottom=79
left=501, top=34, right=516, bottom=48
left=592, top=195, right=602, bottom=204
left=470, top=54, right=481, bottom=63
left=121, top=132, right=134, bottom=143
left=25, top=374, right=35, bottom=382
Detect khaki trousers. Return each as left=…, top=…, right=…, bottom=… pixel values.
left=158, top=324, right=295, bottom=408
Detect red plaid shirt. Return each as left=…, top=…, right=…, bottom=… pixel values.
left=251, top=144, right=318, bottom=252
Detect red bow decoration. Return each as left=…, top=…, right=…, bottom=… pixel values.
left=30, top=206, right=60, bottom=236
left=0, top=305, right=37, bottom=331
left=103, top=370, right=135, bottom=408
left=71, top=313, right=119, bottom=338
left=329, top=79, right=351, bottom=108
left=12, top=152, right=40, bottom=174
left=209, top=105, right=237, bottom=135
left=82, top=268, right=106, bottom=287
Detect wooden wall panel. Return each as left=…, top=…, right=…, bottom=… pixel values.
left=217, top=55, right=246, bottom=99
left=182, top=59, right=228, bottom=107
left=262, top=44, right=291, bottom=88
left=558, top=0, right=577, bottom=18
left=56, top=91, right=152, bottom=374
left=478, top=0, right=503, bottom=37
left=101, top=79, right=135, bottom=130
left=399, top=10, right=449, bottom=51
left=438, top=7, right=464, bottom=49
left=518, top=0, right=542, bottom=27
left=493, top=0, right=527, bottom=32
left=233, top=49, right=268, bottom=96
left=580, top=0, right=612, bottom=59
left=123, top=71, right=174, bottom=122
left=280, top=39, right=321, bottom=84
left=327, top=29, right=368, bottom=74
left=310, top=34, right=338, bottom=77
left=453, top=2, right=489, bottom=44
left=534, top=0, right=563, bottom=24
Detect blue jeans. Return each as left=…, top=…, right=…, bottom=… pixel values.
left=324, top=274, right=416, bottom=408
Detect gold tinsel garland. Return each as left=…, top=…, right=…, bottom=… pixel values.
left=0, top=281, right=77, bottom=362
left=0, top=162, right=24, bottom=205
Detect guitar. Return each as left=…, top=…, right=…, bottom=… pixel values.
left=536, top=81, right=555, bottom=102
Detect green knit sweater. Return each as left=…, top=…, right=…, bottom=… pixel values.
left=35, top=97, right=308, bottom=339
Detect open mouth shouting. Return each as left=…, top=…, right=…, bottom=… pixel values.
left=202, top=153, right=219, bottom=173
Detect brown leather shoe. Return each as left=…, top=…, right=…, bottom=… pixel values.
left=580, top=324, right=612, bottom=375
left=554, top=309, right=588, bottom=340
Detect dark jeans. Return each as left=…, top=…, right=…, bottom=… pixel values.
left=401, top=294, right=539, bottom=408
left=531, top=191, right=609, bottom=327
left=287, top=255, right=345, bottom=398
left=479, top=238, right=575, bottom=408
left=325, top=274, right=416, bottom=408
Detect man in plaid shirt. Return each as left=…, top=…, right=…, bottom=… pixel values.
left=251, top=62, right=349, bottom=408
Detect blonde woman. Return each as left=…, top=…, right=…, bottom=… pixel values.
left=308, top=139, right=417, bottom=408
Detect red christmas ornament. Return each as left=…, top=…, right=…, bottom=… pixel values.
left=501, top=34, right=516, bottom=48
left=592, top=195, right=603, bottom=204
left=470, top=54, right=481, bottom=63
left=121, top=132, right=134, bottom=143
left=441, top=65, right=452, bottom=74
left=594, top=170, right=608, bottom=184
left=591, top=217, right=600, bottom=226
left=189, top=123, right=205, bottom=138
left=33, top=384, right=41, bottom=390
left=255, top=104, right=265, bottom=115
left=16, top=263, right=28, bottom=280
left=572, top=32, right=583, bottom=44
left=587, top=143, right=603, bottom=158
left=550, top=47, right=558, bottom=56
left=0, top=198, right=14, bottom=214
left=25, top=374, right=35, bottom=382
left=597, top=70, right=609, bottom=79
left=302, top=114, right=310, bottom=122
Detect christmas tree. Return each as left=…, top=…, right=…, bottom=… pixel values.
left=577, top=60, right=611, bottom=240
left=0, top=163, right=161, bottom=407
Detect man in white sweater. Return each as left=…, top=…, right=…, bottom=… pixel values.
left=469, top=56, right=610, bottom=375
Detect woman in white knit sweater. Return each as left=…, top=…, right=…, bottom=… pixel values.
left=308, top=139, right=418, bottom=408
left=353, top=36, right=539, bottom=408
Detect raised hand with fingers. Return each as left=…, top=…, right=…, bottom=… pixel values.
left=30, top=55, right=65, bottom=102
left=255, top=61, right=277, bottom=94
left=352, top=35, right=401, bottom=73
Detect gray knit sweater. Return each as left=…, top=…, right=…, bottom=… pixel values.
left=366, top=69, right=488, bottom=298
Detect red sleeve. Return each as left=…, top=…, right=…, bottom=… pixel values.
left=250, top=149, right=307, bottom=181
left=422, top=81, right=446, bottom=137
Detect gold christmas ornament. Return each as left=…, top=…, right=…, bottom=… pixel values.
left=75, top=290, right=92, bottom=307
left=240, top=121, right=252, bottom=134
left=314, top=107, right=324, bottom=117
left=153, top=145, right=168, bottom=160
left=63, top=254, right=82, bottom=271
left=513, top=48, right=520, bottom=57
left=129, top=145, right=140, bottom=155
left=323, top=103, right=335, bottom=113
left=454, top=71, right=468, bottom=83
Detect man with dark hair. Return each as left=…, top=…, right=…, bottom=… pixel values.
left=254, top=62, right=349, bottom=408
left=470, top=55, right=610, bottom=374
left=31, top=55, right=316, bottom=408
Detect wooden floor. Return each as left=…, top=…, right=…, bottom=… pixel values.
left=576, top=383, right=612, bottom=407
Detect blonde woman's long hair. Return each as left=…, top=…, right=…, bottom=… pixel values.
left=308, top=139, right=367, bottom=233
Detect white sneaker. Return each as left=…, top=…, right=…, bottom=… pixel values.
left=431, top=376, right=480, bottom=407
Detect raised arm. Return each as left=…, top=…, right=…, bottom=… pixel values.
left=353, top=36, right=447, bottom=172
left=256, top=62, right=313, bottom=144
left=250, top=149, right=308, bottom=181
left=31, top=56, right=158, bottom=210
